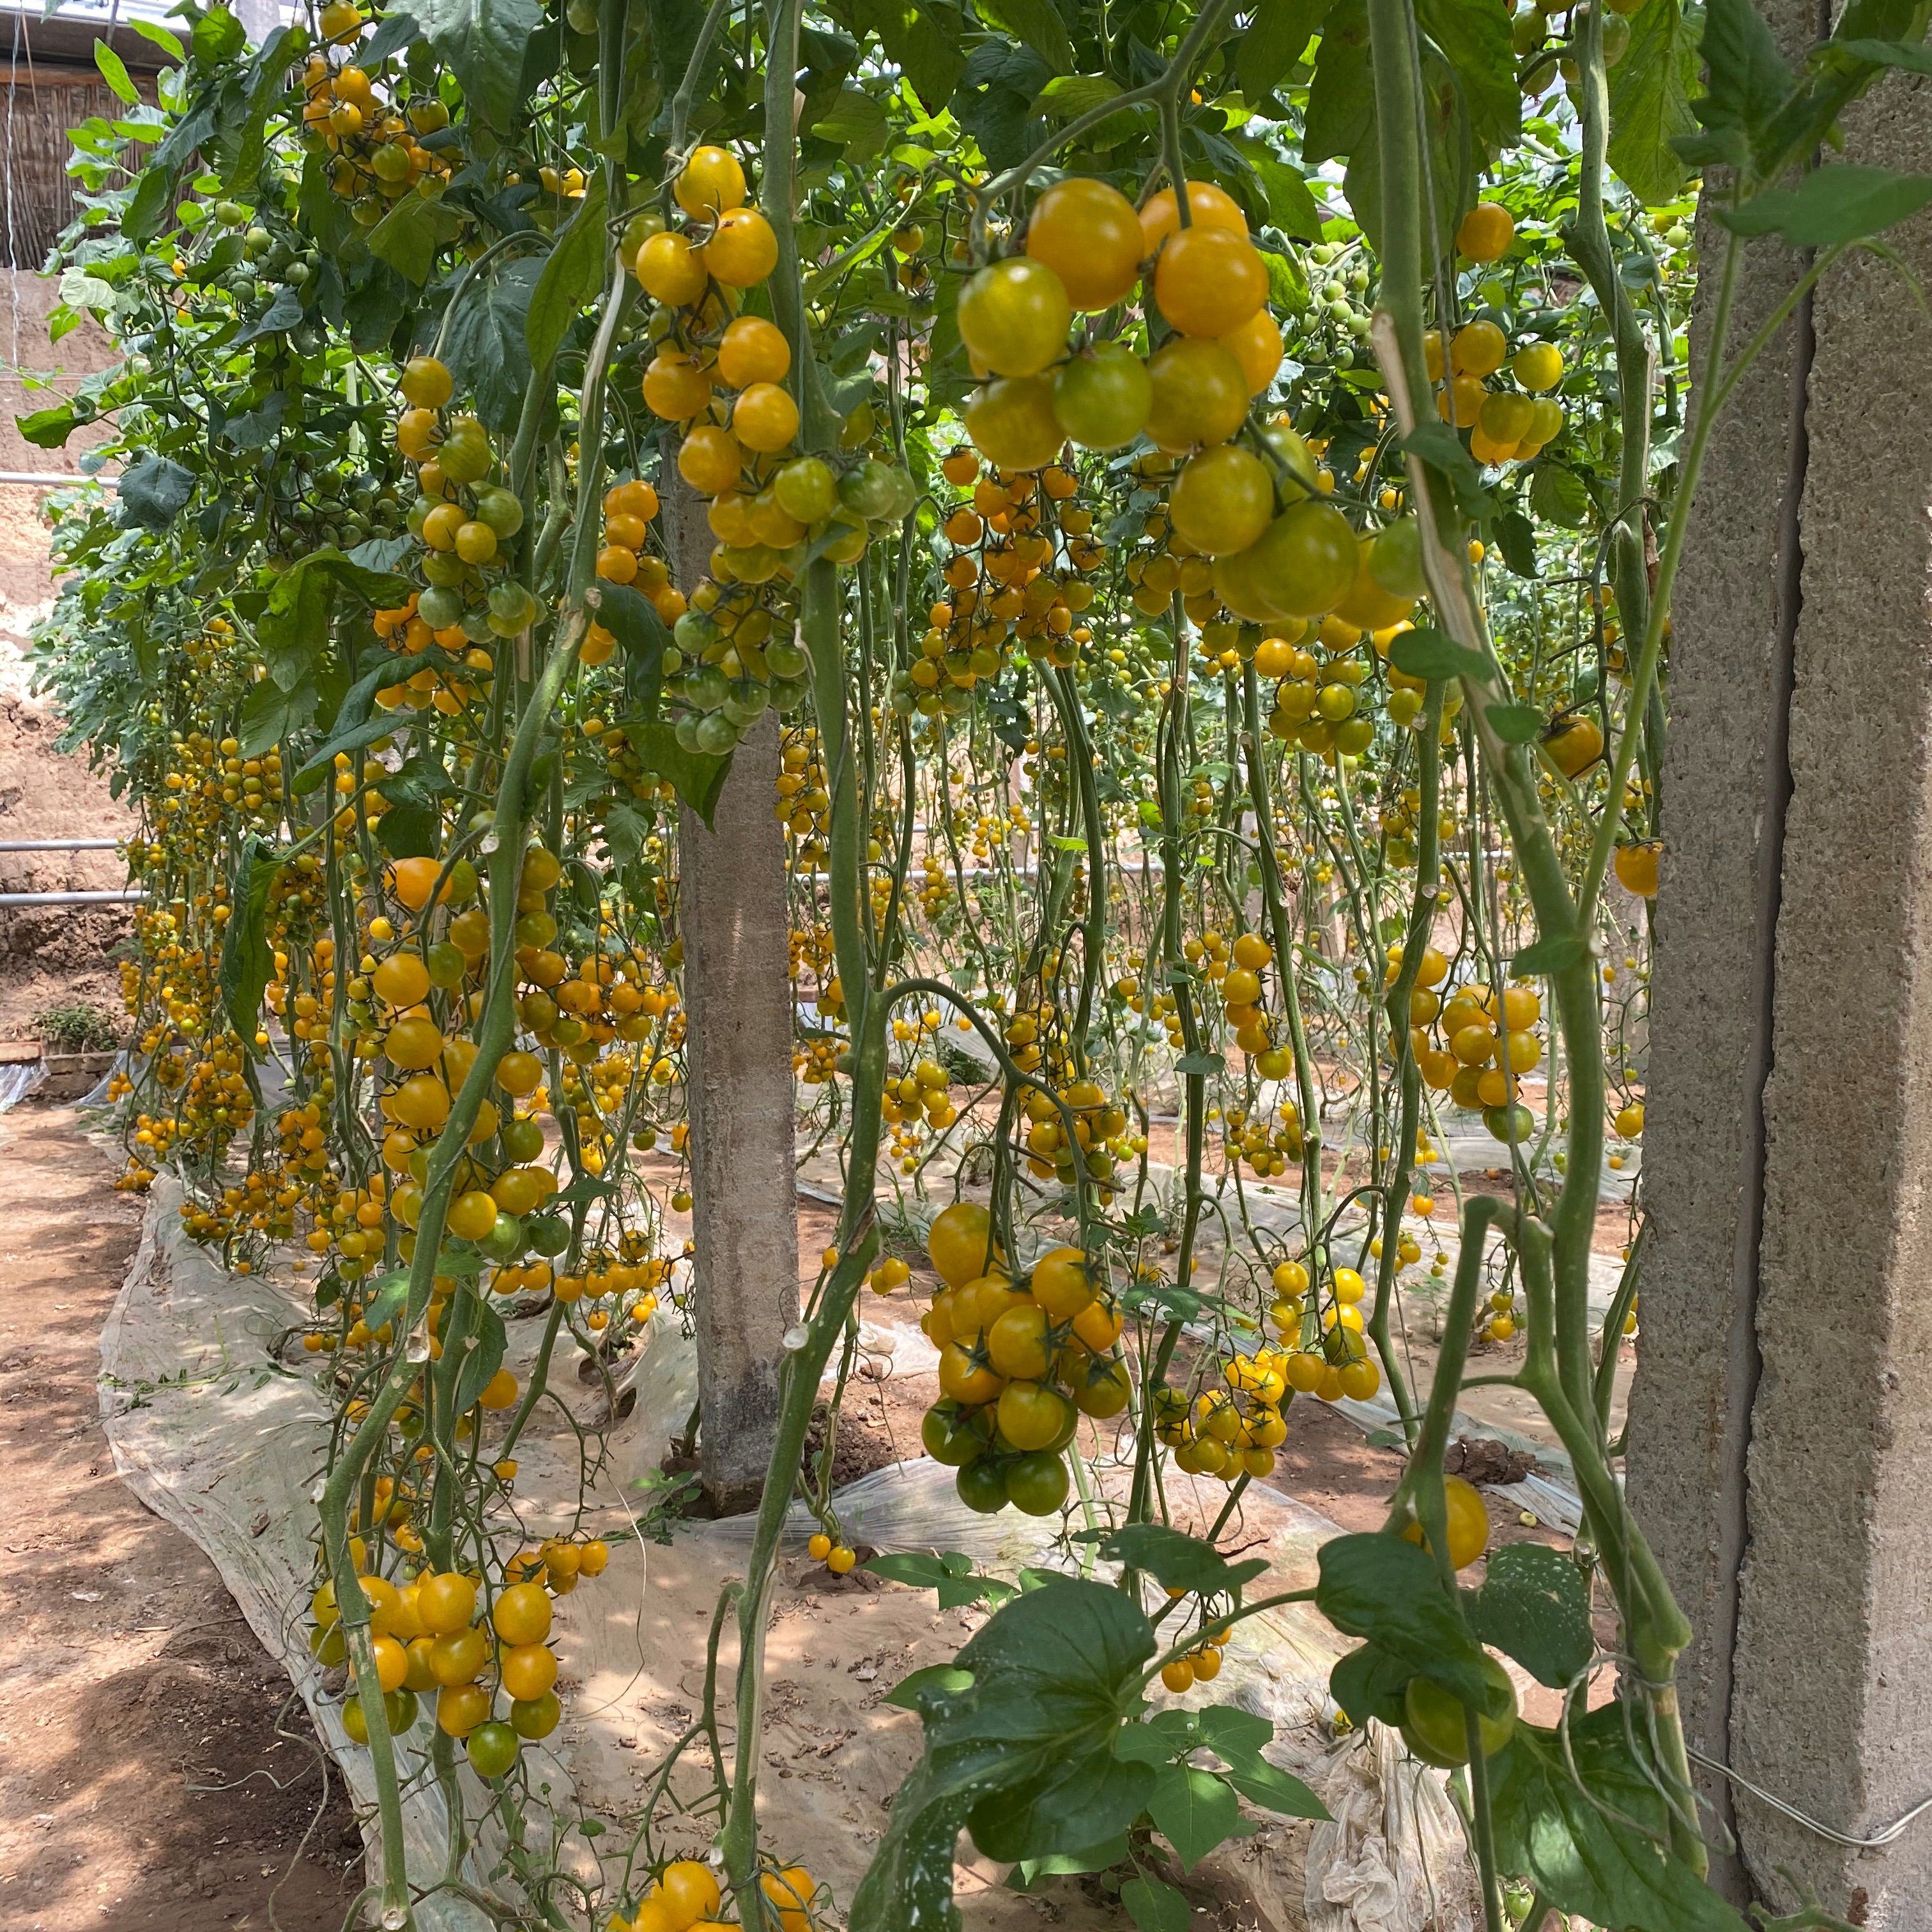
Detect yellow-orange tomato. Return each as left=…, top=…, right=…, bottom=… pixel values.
left=677, top=425, right=744, bottom=496
left=371, top=952, right=431, bottom=1008
left=1153, top=223, right=1268, bottom=337
left=496, top=1049, right=544, bottom=1096
left=674, top=143, right=746, bottom=218
left=1138, top=180, right=1248, bottom=255
left=1402, top=1472, right=1491, bottom=1568
left=717, top=314, right=791, bottom=387
left=1457, top=201, right=1515, bottom=262
left=493, top=1581, right=553, bottom=1646
left=1220, top=306, right=1284, bottom=394
left=499, top=1642, right=557, bottom=1702
left=1025, top=176, right=1145, bottom=310
left=1614, top=839, right=1660, bottom=898
left=417, top=1571, right=477, bottom=1636
left=642, top=352, right=712, bottom=420
left=732, top=381, right=799, bottom=452
left=659, top=1860, right=722, bottom=1929
left=958, top=257, right=1073, bottom=378
left=927, top=1200, right=997, bottom=1288
left=701, top=207, right=778, bottom=286
left=1031, top=1245, right=1094, bottom=1318
left=436, top=1682, right=492, bottom=1736
left=636, top=231, right=708, bottom=305
left=387, top=855, right=448, bottom=910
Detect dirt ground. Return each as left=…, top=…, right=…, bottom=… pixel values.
left=0, top=1103, right=360, bottom=1932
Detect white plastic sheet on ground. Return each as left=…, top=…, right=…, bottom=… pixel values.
left=101, top=1177, right=1479, bottom=1931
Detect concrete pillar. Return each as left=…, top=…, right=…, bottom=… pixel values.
left=663, top=471, right=800, bottom=1514
left=1630, top=33, right=1932, bottom=1924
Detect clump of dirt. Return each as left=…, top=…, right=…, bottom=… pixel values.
left=1446, top=1435, right=1538, bottom=1485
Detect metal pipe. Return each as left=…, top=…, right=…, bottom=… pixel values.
left=0, top=838, right=122, bottom=851
left=0, top=889, right=142, bottom=906
left=0, top=471, right=114, bottom=487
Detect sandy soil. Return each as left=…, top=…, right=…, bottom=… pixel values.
left=0, top=1103, right=360, bottom=1931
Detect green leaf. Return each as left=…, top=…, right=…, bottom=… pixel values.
left=1174, top=1050, right=1224, bottom=1077
left=1223, top=1756, right=1329, bottom=1818
left=192, top=7, right=247, bottom=65
left=977, top=0, right=1075, bottom=75
left=1314, top=1535, right=1505, bottom=1717
left=1719, top=164, right=1932, bottom=245
left=1009, top=1834, right=1130, bottom=1888
left=218, top=834, right=282, bottom=1044
left=257, top=549, right=413, bottom=693
left=1416, top=0, right=1519, bottom=150
left=814, top=84, right=892, bottom=158
left=1488, top=1705, right=1752, bottom=1932
left=15, top=404, right=79, bottom=449
left=233, top=283, right=306, bottom=346
left=118, top=456, right=195, bottom=532
left=229, top=27, right=302, bottom=195
left=1193, top=1705, right=1273, bottom=1761
left=1484, top=702, right=1543, bottom=744
left=1238, top=137, right=1327, bottom=242
left=1096, top=1522, right=1268, bottom=1596
left=1238, top=0, right=1333, bottom=106
left=94, top=40, right=139, bottom=104
left=881, top=1663, right=975, bottom=1711
left=864, top=1550, right=1017, bottom=1609
left=1389, top=624, right=1490, bottom=685
left=1329, top=1640, right=1413, bottom=1728
left=1510, top=931, right=1590, bottom=976
left=418, top=0, right=543, bottom=132
left=1303, top=0, right=1372, bottom=164
left=1148, top=1765, right=1240, bottom=1871
left=1119, top=1874, right=1190, bottom=1932
left=1681, top=0, right=1794, bottom=173
left=1836, top=34, right=1932, bottom=77
left=1528, top=463, right=1592, bottom=529
left=1494, top=506, right=1540, bottom=579
left=632, top=721, right=733, bottom=829
left=454, top=1304, right=509, bottom=1414
left=360, top=1272, right=411, bottom=1337
left=368, top=194, right=464, bottom=286
left=1467, top=1544, right=1595, bottom=1690
left=376, top=801, right=441, bottom=859
left=240, top=673, right=317, bottom=756
left=442, top=254, right=540, bottom=431
left=846, top=0, right=967, bottom=113
left=526, top=172, right=608, bottom=372
left=1608, top=0, right=1699, bottom=206
left=132, top=20, right=186, bottom=60
left=1402, top=420, right=1492, bottom=519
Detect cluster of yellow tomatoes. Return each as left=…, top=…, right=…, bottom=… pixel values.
left=300, top=51, right=459, bottom=223
left=606, top=1855, right=822, bottom=1932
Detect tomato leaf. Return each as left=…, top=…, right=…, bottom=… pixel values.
left=1329, top=1639, right=1412, bottom=1728
left=976, top=0, right=1075, bottom=76
left=118, top=455, right=196, bottom=533
left=864, top=1550, right=1017, bottom=1609
left=368, top=194, right=464, bottom=286
left=1609, top=0, right=1699, bottom=206
left=1400, top=420, right=1494, bottom=520
left=453, top=1305, right=508, bottom=1416
left=1484, top=703, right=1544, bottom=744
left=1487, top=1705, right=1752, bottom=1931
left=442, top=254, right=542, bottom=432
left=526, top=172, right=607, bottom=374
left=1389, top=624, right=1491, bottom=686
left=1494, top=507, right=1540, bottom=579
left=1719, top=164, right=1932, bottom=246
left=1096, top=1522, right=1268, bottom=1595
left=218, top=833, right=283, bottom=1047
left=1466, top=1544, right=1595, bottom=1690
left=1314, top=1535, right=1506, bottom=1717
left=15, top=404, right=79, bottom=449
left=1416, top=0, right=1519, bottom=152
left=1238, top=0, right=1333, bottom=107
left=418, top=0, right=543, bottom=134
left=1223, top=1756, right=1329, bottom=1818
left=93, top=39, right=139, bottom=105
left=631, top=722, right=733, bottom=830
left=1676, top=0, right=1793, bottom=174
left=1510, top=932, right=1590, bottom=977
left=1148, top=1765, right=1243, bottom=1871
left=880, top=1663, right=974, bottom=1712
left=1119, top=1874, right=1190, bottom=1932
left=845, top=0, right=967, bottom=114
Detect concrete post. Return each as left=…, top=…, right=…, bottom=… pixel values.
left=1629, top=39, right=1932, bottom=1925
left=662, top=470, right=801, bottom=1515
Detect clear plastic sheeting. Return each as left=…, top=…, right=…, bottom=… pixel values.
left=101, top=1179, right=1483, bottom=1931
left=0, top=1058, right=46, bottom=1114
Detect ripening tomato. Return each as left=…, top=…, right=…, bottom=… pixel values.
left=927, top=1200, right=997, bottom=1287
left=1401, top=1472, right=1491, bottom=1569
left=938, top=1340, right=1005, bottom=1406
left=1144, top=337, right=1249, bottom=452
left=963, top=375, right=1064, bottom=473
left=510, top=1690, right=561, bottom=1738
left=465, top=1719, right=520, bottom=1778
left=1220, top=306, right=1284, bottom=394
left=921, top=1401, right=985, bottom=1466
left=1402, top=1656, right=1516, bottom=1766
left=1153, top=223, right=1268, bottom=337
left=1245, top=500, right=1359, bottom=618
left=1512, top=339, right=1563, bottom=391
left=399, top=355, right=452, bottom=408
left=1457, top=202, right=1515, bottom=261
left=674, top=144, right=746, bottom=218
left=1025, top=176, right=1145, bottom=309
left=643, top=352, right=712, bottom=420
left=500, top=1641, right=557, bottom=1702
left=636, top=231, right=708, bottom=305
left=1544, top=712, right=1604, bottom=777
left=1331, top=535, right=1416, bottom=631
left=659, top=1861, right=722, bottom=1929
left=701, top=206, right=778, bottom=285
left=1450, top=318, right=1508, bottom=377
left=732, top=381, right=799, bottom=452
left=678, top=425, right=744, bottom=496
left=1070, top=1352, right=1133, bottom=1418
left=997, top=1379, right=1070, bottom=1450
left=493, top=1580, right=553, bottom=1646
left=1139, top=180, right=1248, bottom=255
left=717, top=314, right=791, bottom=387
left=1168, top=443, right=1276, bottom=556
left=1615, top=840, right=1660, bottom=898
left=958, top=257, right=1073, bottom=378
left=1051, top=341, right=1153, bottom=450
left=986, top=1303, right=1051, bottom=1380
left=1005, top=1449, right=1070, bottom=1516
left=1031, top=1245, right=1094, bottom=1317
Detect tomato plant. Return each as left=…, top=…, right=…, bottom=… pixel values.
left=27, top=0, right=1929, bottom=1927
